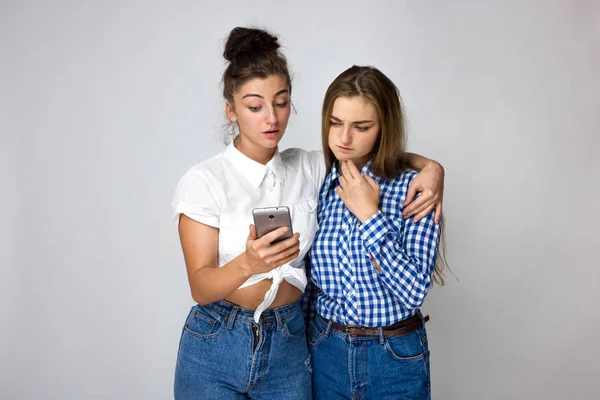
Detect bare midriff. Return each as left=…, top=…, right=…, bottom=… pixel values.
left=225, top=279, right=302, bottom=310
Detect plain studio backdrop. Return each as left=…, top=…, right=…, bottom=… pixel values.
left=1, top=1, right=599, bottom=399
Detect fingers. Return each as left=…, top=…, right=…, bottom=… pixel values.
left=251, top=233, right=301, bottom=270
left=404, top=182, right=419, bottom=207
left=364, top=174, right=379, bottom=190
left=278, top=251, right=301, bottom=267
left=340, top=160, right=352, bottom=179
left=341, top=161, right=378, bottom=190
left=247, top=224, right=257, bottom=240
left=434, top=201, right=443, bottom=224
left=338, top=174, right=348, bottom=188
left=259, top=226, right=291, bottom=245
left=412, top=204, right=435, bottom=223
left=335, top=186, right=346, bottom=201
left=253, top=231, right=299, bottom=255
left=261, top=251, right=301, bottom=272
left=345, top=160, right=360, bottom=178
left=271, top=232, right=300, bottom=252
left=265, top=240, right=301, bottom=266
left=403, top=194, right=427, bottom=217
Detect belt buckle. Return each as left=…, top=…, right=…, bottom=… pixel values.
left=345, top=325, right=365, bottom=336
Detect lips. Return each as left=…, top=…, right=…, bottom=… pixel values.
left=263, top=129, right=279, bottom=134
left=336, top=145, right=352, bottom=152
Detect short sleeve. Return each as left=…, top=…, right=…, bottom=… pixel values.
left=172, top=167, right=221, bottom=228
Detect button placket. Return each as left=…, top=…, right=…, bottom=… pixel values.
left=265, top=170, right=281, bottom=205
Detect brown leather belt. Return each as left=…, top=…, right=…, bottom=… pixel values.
left=323, top=313, right=429, bottom=337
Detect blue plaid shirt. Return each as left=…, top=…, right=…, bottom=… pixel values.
left=307, top=160, right=441, bottom=327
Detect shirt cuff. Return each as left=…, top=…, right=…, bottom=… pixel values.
left=358, top=210, right=392, bottom=250
left=173, top=202, right=219, bottom=228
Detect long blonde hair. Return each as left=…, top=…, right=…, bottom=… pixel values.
left=321, top=65, right=449, bottom=285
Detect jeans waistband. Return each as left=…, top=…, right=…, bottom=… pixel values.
left=315, top=311, right=427, bottom=343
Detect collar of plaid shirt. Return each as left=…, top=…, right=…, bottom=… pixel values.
left=324, top=159, right=382, bottom=191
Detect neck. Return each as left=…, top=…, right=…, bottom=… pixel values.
left=235, top=137, right=276, bottom=165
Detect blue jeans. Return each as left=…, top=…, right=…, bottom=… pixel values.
left=174, top=300, right=312, bottom=399
left=309, top=313, right=430, bottom=400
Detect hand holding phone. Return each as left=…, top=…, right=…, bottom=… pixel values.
left=241, top=206, right=300, bottom=275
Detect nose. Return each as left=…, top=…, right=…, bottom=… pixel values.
left=340, top=126, right=352, bottom=145
left=265, top=105, right=277, bottom=125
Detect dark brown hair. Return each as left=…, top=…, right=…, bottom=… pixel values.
left=321, top=65, right=408, bottom=179
left=222, top=27, right=292, bottom=103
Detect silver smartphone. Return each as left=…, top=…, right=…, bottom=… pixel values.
left=252, top=206, right=294, bottom=244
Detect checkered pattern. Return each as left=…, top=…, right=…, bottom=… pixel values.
left=308, top=161, right=441, bottom=327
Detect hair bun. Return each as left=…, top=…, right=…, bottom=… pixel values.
left=224, top=27, right=280, bottom=62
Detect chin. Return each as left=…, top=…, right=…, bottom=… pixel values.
left=258, top=134, right=283, bottom=146
left=262, top=138, right=281, bottom=148
left=334, top=154, right=351, bottom=162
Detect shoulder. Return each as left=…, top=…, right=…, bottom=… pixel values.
left=280, top=148, right=325, bottom=184
left=280, top=147, right=321, bottom=163
left=172, top=152, right=229, bottom=224
left=173, top=151, right=231, bottom=202
left=179, top=151, right=228, bottom=184
left=396, top=169, right=419, bottom=185
left=380, top=169, right=418, bottom=197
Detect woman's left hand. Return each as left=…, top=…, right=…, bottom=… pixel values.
left=403, top=160, right=445, bottom=223
left=336, top=160, right=380, bottom=223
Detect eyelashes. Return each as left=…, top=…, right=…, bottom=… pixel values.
left=329, top=121, right=370, bottom=132
left=248, top=102, right=289, bottom=113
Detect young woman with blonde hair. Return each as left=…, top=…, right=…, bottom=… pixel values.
left=308, top=65, right=449, bottom=399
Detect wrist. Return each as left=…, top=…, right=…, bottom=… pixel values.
left=358, top=208, right=379, bottom=223
left=236, top=252, right=254, bottom=279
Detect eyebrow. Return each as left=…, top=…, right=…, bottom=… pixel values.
left=242, top=89, right=289, bottom=100
left=330, top=115, right=374, bottom=124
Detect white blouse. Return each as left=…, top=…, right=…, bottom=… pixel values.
left=172, top=143, right=325, bottom=322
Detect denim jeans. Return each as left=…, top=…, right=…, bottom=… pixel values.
left=174, top=299, right=312, bottom=399
left=309, top=313, right=430, bottom=400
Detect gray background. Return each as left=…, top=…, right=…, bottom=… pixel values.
left=2, top=1, right=599, bottom=399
